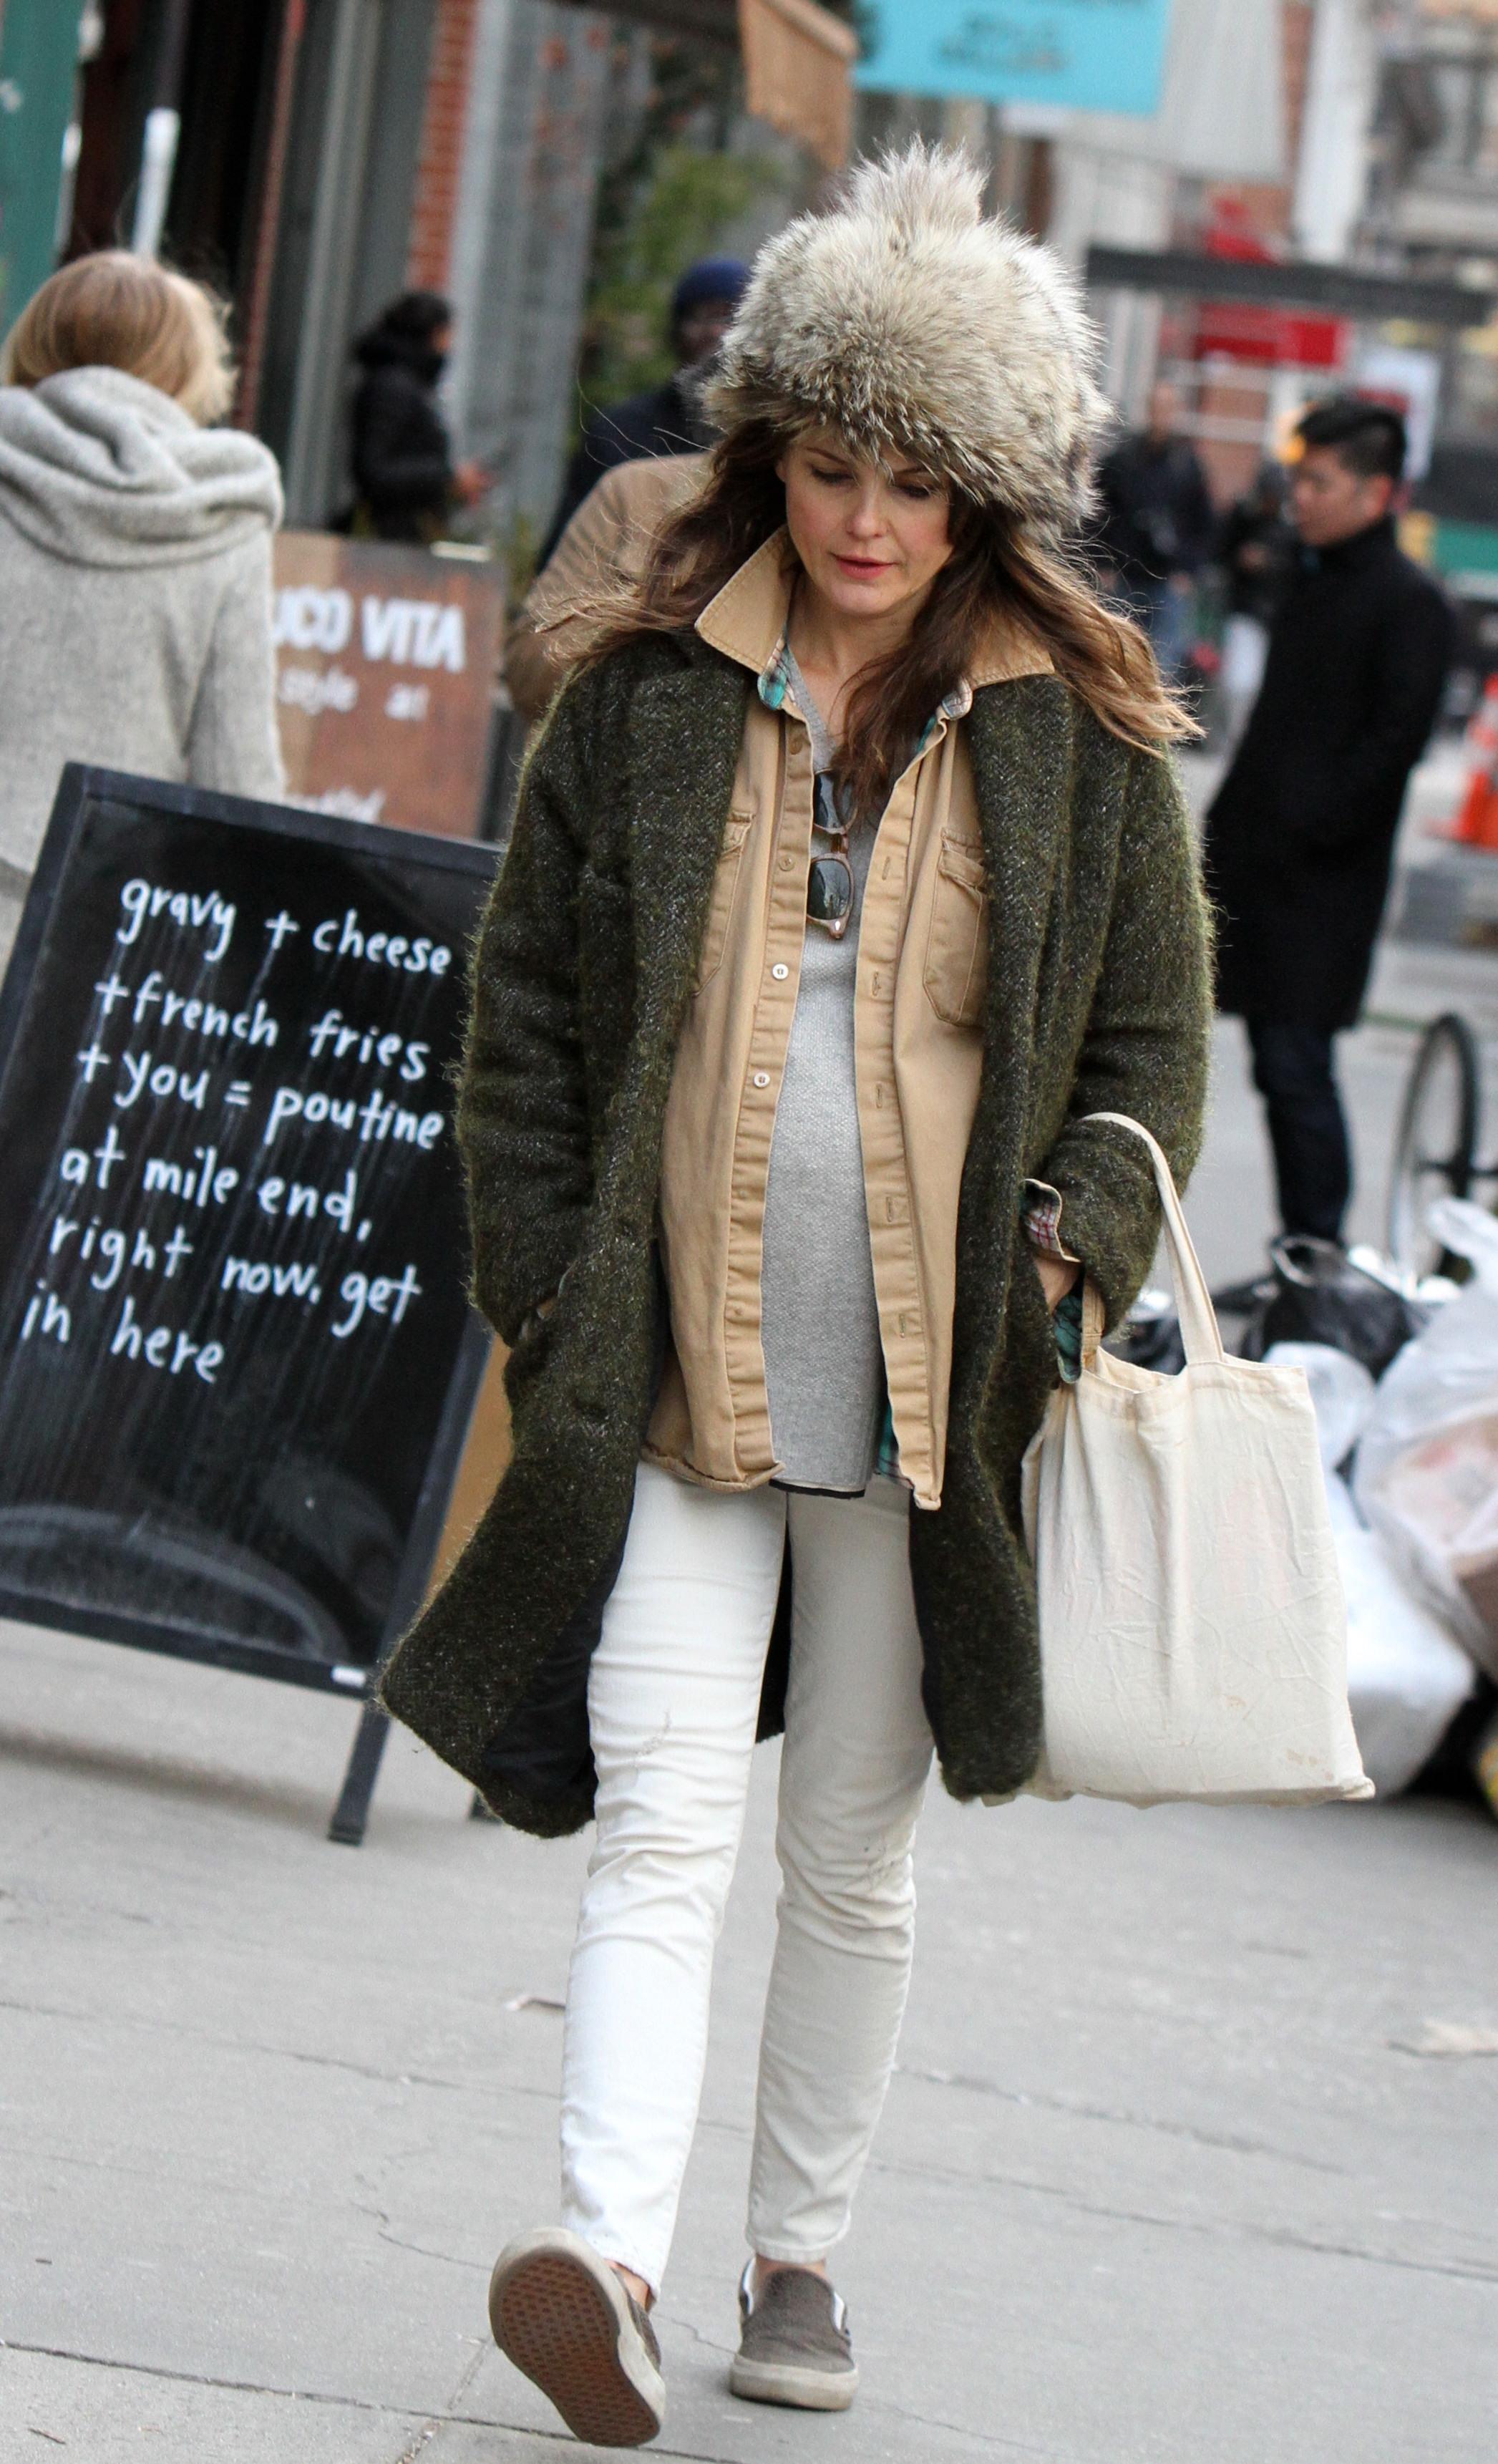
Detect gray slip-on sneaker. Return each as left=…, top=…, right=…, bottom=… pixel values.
left=488, top=2227, right=664, bottom=2448
left=728, top=2259, right=859, bottom=2411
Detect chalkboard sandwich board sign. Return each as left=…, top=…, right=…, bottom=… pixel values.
left=0, top=767, right=497, bottom=1835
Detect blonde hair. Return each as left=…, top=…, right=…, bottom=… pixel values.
left=1, top=251, right=235, bottom=424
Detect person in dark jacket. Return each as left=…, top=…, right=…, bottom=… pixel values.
left=1205, top=396, right=1455, bottom=1242
left=1096, top=379, right=1215, bottom=682
left=1215, top=460, right=1295, bottom=742
left=347, top=291, right=486, bottom=544
left=1218, top=460, right=1295, bottom=626
left=539, top=256, right=747, bottom=561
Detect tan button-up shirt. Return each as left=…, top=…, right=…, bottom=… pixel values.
left=643, top=533, right=1053, bottom=1511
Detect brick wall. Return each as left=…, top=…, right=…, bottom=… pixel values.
left=407, top=0, right=481, bottom=293
left=1203, top=1, right=1314, bottom=246
left=1280, top=0, right=1315, bottom=175
left=1192, top=5, right=1322, bottom=508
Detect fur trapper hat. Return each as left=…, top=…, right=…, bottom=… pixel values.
left=709, top=144, right=1109, bottom=535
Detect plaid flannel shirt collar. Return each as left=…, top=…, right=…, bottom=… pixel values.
left=757, top=635, right=973, bottom=747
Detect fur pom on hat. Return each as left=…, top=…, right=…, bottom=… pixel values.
left=709, top=144, right=1109, bottom=535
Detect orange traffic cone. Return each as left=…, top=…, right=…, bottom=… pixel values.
left=1453, top=674, right=1498, bottom=850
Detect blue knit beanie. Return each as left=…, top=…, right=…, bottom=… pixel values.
left=671, top=257, right=749, bottom=321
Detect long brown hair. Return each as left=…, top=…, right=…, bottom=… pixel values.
left=580, top=417, right=1195, bottom=821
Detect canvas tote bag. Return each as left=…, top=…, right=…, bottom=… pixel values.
left=1020, top=1112, right=1372, bottom=1805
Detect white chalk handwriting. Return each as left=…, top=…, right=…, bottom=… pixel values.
left=21, top=872, right=466, bottom=1380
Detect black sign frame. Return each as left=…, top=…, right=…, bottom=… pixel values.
left=0, top=767, right=497, bottom=1836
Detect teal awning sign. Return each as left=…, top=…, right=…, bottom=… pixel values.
left=0, top=1, right=82, bottom=326
left=856, top=1, right=1173, bottom=117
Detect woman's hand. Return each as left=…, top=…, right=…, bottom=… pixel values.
left=1034, top=1252, right=1081, bottom=1314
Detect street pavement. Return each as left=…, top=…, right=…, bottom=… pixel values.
left=4, top=758, right=1498, bottom=2462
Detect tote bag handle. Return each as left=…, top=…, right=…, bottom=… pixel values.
left=1079, top=1112, right=1226, bottom=1368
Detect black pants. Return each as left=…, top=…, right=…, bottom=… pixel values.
left=1246, top=1019, right=1351, bottom=1243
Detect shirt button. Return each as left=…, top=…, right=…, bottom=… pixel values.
left=778, top=853, right=795, bottom=871
left=752, top=1071, right=771, bottom=1088
left=771, top=962, right=789, bottom=980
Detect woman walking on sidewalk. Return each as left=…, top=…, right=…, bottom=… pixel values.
left=0, top=251, right=283, bottom=969
left=382, top=147, right=1212, bottom=2447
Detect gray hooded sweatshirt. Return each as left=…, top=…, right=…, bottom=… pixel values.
left=0, top=365, right=286, bottom=965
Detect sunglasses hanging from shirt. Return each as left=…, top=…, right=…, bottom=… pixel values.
left=807, top=771, right=856, bottom=941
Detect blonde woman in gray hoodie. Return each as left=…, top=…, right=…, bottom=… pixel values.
left=0, top=251, right=285, bottom=966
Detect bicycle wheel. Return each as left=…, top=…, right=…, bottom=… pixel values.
left=1388, top=1012, right=1481, bottom=1280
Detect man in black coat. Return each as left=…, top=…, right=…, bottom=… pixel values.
left=1205, top=396, right=1455, bottom=1242
left=538, top=256, right=746, bottom=561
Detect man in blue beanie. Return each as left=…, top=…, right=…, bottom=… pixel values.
left=539, top=256, right=747, bottom=560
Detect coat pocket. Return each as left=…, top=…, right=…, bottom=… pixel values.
left=923, top=832, right=988, bottom=1028
left=694, top=811, right=754, bottom=992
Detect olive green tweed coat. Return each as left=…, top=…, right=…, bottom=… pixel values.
left=380, top=631, right=1213, bottom=1833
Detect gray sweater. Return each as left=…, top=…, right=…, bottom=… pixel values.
left=761, top=649, right=884, bottom=1493
left=0, top=366, right=285, bottom=966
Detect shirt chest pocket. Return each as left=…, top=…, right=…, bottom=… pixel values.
left=695, top=811, right=754, bottom=991
left=923, top=833, right=988, bottom=1028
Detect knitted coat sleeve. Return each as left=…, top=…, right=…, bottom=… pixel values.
left=457, top=682, right=599, bottom=1344
left=1030, top=745, right=1212, bottom=1328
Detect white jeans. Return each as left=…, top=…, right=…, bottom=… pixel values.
left=558, top=1462, right=933, bottom=2294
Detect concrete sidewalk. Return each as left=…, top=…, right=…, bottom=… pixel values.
left=6, top=859, right=1498, bottom=2462
left=3, top=1611, right=1496, bottom=2464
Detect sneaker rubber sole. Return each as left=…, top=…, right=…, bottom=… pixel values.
left=489, top=2228, right=664, bottom=2448
left=729, top=2352, right=859, bottom=2411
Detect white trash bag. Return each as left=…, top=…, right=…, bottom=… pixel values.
left=1266, top=1342, right=1474, bottom=1795
left=1323, top=1475, right=1474, bottom=1797
left=1355, top=1198, right=1498, bottom=1679
left=1261, top=1341, right=1376, bottom=1470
